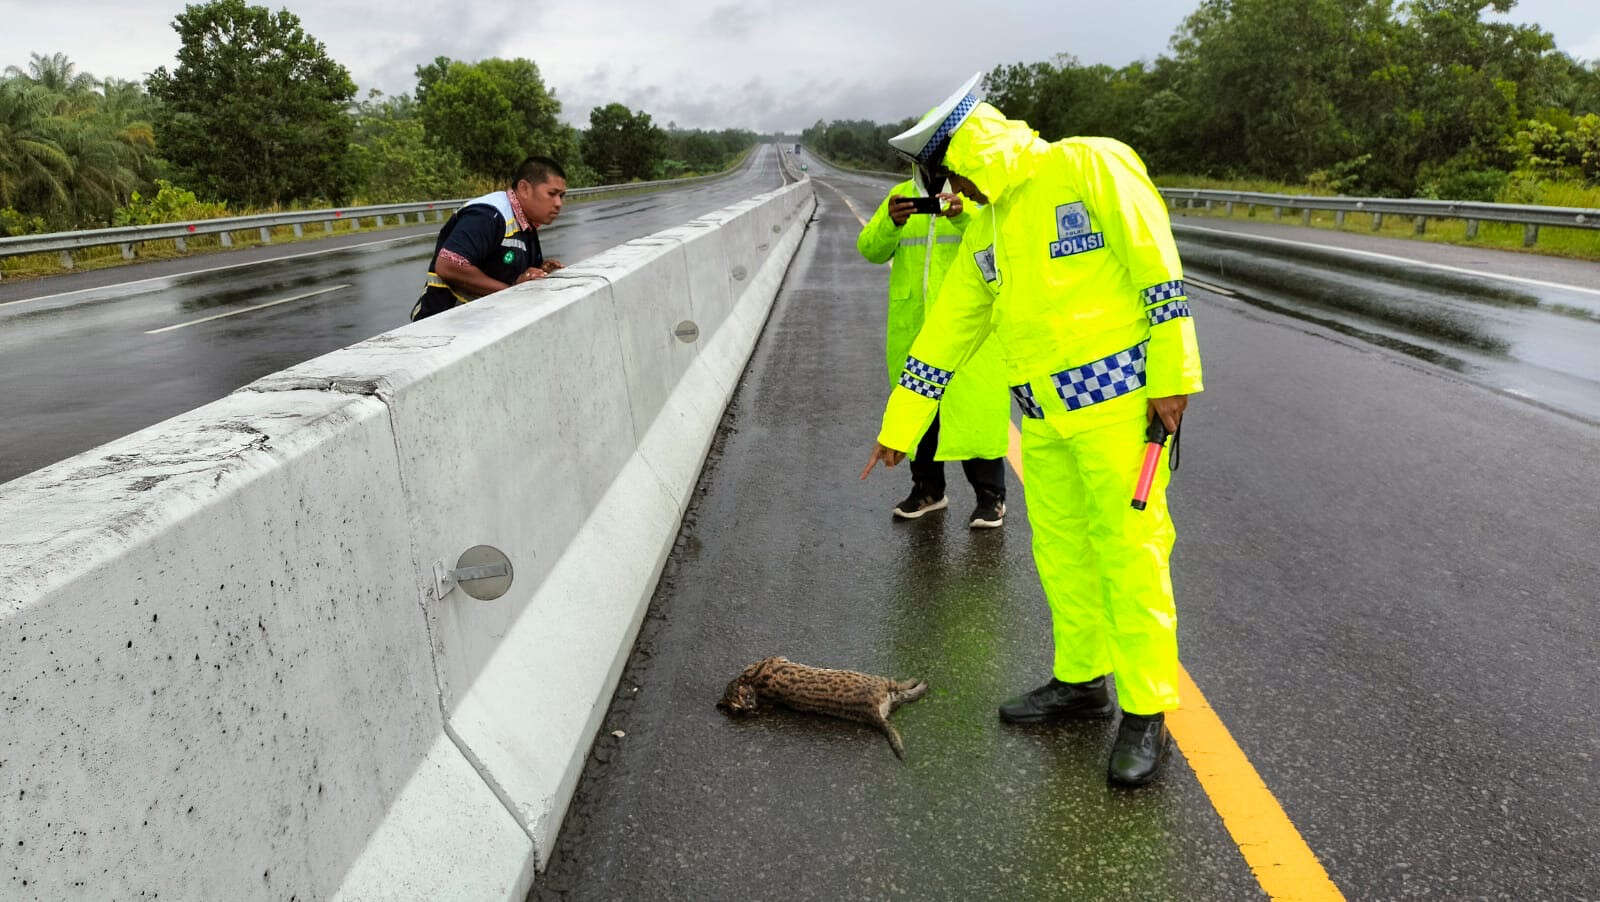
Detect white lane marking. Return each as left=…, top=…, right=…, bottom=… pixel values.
left=2, top=234, right=428, bottom=310
left=145, top=284, right=350, bottom=334
left=1185, top=277, right=1237, bottom=297
left=1178, top=223, right=1600, bottom=298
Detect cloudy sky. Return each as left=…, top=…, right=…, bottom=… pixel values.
left=3, top=0, right=1598, bottom=132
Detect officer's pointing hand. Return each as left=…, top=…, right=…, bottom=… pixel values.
left=860, top=442, right=906, bottom=479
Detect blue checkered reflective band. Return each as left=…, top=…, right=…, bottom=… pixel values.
left=1146, top=299, right=1191, bottom=325
left=1050, top=341, right=1149, bottom=411
left=1142, top=280, right=1186, bottom=305
left=1010, top=384, right=1045, bottom=419
left=899, top=370, right=945, bottom=400
left=902, top=356, right=952, bottom=387
left=917, top=94, right=978, bottom=164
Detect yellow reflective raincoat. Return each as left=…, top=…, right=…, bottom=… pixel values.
left=875, top=103, right=1204, bottom=715
left=857, top=178, right=1009, bottom=462
left=879, top=105, right=1203, bottom=448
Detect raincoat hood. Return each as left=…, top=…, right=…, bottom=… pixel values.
left=942, top=102, right=1047, bottom=207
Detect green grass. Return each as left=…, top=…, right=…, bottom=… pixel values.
left=1156, top=174, right=1600, bottom=263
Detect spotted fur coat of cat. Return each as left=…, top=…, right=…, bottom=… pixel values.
left=717, top=656, right=929, bottom=760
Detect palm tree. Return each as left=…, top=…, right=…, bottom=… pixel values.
left=5, top=52, right=97, bottom=98
left=0, top=80, right=72, bottom=215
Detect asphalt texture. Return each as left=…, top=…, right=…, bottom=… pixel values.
left=529, top=153, right=1600, bottom=899
left=1170, top=216, right=1600, bottom=425
left=0, top=146, right=790, bottom=484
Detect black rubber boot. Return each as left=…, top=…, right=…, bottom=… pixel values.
left=997, top=676, right=1114, bottom=723
left=1108, top=711, right=1170, bottom=786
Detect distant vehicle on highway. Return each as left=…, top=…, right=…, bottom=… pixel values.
left=794, top=144, right=801, bottom=154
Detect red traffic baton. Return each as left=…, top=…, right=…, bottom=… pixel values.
left=1130, top=415, right=1180, bottom=510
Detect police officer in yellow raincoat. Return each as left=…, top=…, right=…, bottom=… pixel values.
left=857, top=165, right=1011, bottom=527
left=860, top=74, right=1204, bottom=786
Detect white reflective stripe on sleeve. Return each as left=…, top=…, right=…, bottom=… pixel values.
left=898, top=234, right=964, bottom=247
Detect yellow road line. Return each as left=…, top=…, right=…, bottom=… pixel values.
left=816, top=179, right=871, bottom=227
left=837, top=172, right=1341, bottom=898
left=1005, top=422, right=1343, bottom=901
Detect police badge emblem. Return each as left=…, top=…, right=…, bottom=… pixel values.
left=1049, top=201, right=1105, bottom=259
left=974, top=244, right=999, bottom=283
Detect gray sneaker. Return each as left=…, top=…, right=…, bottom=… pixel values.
left=969, top=499, right=1006, bottom=528
left=893, top=486, right=948, bottom=519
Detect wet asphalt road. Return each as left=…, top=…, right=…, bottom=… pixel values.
left=529, top=154, right=1600, bottom=899
left=1171, top=219, right=1600, bottom=426
left=0, top=146, right=789, bottom=484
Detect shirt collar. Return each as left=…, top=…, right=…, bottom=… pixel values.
left=505, top=189, right=531, bottom=231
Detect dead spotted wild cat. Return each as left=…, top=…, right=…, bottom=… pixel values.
left=717, top=656, right=929, bottom=760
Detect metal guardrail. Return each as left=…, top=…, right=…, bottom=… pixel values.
left=0, top=161, right=753, bottom=274
left=1159, top=188, right=1600, bottom=247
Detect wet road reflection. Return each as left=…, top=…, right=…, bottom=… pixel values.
left=530, top=162, right=1265, bottom=900
left=534, top=152, right=1600, bottom=900
left=1177, top=235, right=1600, bottom=424
left=0, top=147, right=787, bottom=483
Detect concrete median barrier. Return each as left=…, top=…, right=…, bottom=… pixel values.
left=0, top=180, right=816, bottom=898
left=0, top=387, right=533, bottom=901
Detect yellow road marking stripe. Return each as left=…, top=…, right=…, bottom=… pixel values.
left=840, top=175, right=1340, bottom=897
left=1005, top=421, right=1343, bottom=901
left=817, top=180, right=870, bottom=227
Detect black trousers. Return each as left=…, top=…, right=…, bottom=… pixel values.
left=910, top=413, right=1005, bottom=501
left=411, top=286, right=460, bottom=322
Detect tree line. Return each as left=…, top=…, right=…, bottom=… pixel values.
left=803, top=0, right=1600, bottom=201
left=0, top=0, right=757, bottom=235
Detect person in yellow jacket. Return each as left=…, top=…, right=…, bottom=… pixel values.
left=857, top=166, right=1011, bottom=527
left=860, top=74, right=1204, bottom=786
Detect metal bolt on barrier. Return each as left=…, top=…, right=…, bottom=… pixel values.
left=433, top=545, right=515, bottom=601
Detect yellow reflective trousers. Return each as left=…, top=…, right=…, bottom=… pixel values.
left=1021, top=413, right=1178, bottom=714
left=876, top=102, right=1202, bottom=713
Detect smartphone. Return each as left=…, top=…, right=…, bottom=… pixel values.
left=906, top=196, right=942, bottom=215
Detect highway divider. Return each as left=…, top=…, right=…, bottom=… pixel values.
left=0, top=180, right=816, bottom=900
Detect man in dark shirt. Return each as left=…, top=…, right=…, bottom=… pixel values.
left=411, top=155, right=568, bottom=321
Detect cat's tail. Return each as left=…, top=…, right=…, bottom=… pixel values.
left=880, top=720, right=907, bottom=761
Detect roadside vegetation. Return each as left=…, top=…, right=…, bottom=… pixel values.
left=1152, top=174, right=1600, bottom=261
left=801, top=0, right=1600, bottom=258
left=0, top=146, right=755, bottom=281
left=0, top=0, right=760, bottom=245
